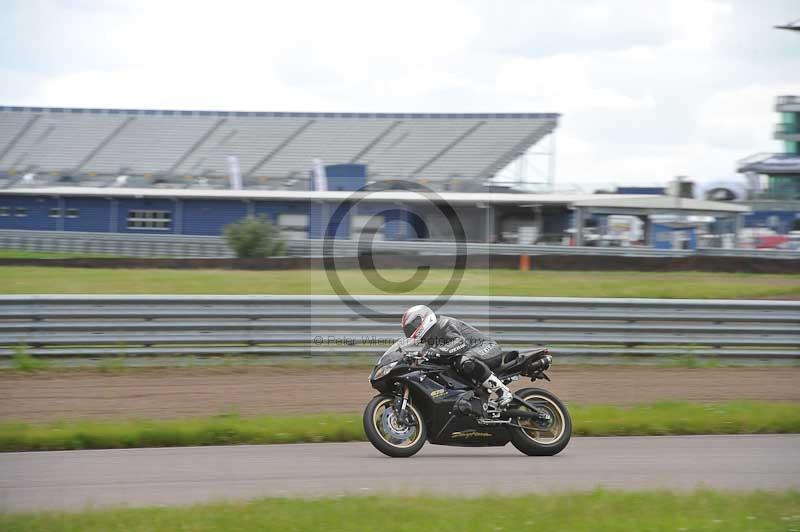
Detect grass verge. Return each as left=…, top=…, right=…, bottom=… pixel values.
left=10, top=347, right=51, bottom=372
left=2, top=490, right=799, bottom=531
left=4, top=354, right=800, bottom=371
left=1, top=401, right=798, bottom=452
left=2, top=267, right=799, bottom=298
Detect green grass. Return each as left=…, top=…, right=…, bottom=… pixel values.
left=2, top=490, right=799, bottom=531
left=95, top=357, right=127, bottom=372
left=4, top=354, right=798, bottom=371
left=662, top=354, right=728, bottom=368
left=0, top=354, right=384, bottom=371
left=1, top=267, right=799, bottom=298
left=0, top=413, right=362, bottom=451
left=10, top=346, right=50, bottom=372
left=1, top=401, right=798, bottom=452
left=570, top=401, right=800, bottom=436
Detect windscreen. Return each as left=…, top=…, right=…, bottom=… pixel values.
left=376, top=338, right=410, bottom=367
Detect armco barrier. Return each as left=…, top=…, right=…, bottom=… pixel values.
left=2, top=229, right=800, bottom=259
left=0, top=230, right=232, bottom=258
left=1, top=295, right=798, bottom=359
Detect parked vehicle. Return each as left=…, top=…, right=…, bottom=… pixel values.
left=363, top=340, right=571, bottom=457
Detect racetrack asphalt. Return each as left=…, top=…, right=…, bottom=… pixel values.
left=1, top=434, right=798, bottom=512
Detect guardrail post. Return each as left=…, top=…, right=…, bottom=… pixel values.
left=733, top=214, right=744, bottom=248
left=574, top=207, right=585, bottom=246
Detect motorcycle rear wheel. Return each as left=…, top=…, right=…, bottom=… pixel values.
left=363, top=394, right=427, bottom=458
left=509, top=387, right=571, bottom=456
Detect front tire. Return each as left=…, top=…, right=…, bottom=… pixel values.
left=363, top=394, right=426, bottom=458
left=509, top=387, right=571, bottom=456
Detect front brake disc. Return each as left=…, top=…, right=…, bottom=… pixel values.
left=381, top=407, right=414, bottom=441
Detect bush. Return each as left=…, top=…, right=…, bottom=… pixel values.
left=11, top=345, right=50, bottom=372
left=224, top=216, right=287, bottom=258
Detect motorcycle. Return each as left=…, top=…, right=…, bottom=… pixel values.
left=363, top=339, right=572, bottom=457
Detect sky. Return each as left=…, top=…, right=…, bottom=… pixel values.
left=0, top=0, right=798, bottom=191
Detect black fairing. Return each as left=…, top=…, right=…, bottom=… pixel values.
left=370, top=361, right=510, bottom=447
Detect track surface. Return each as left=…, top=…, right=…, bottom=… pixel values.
left=2, top=435, right=798, bottom=512
left=4, top=366, right=800, bottom=422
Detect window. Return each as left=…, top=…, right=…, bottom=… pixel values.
left=277, top=213, right=309, bottom=239
left=0, top=206, right=9, bottom=217
left=15, top=207, right=27, bottom=217
left=351, top=215, right=385, bottom=242
left=66, top=208, right=80, bottom=218
left=127, top=210, right=171, bottom=230
left=49, top=208, right=61, bottom=217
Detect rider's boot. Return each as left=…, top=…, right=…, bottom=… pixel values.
left=482, top=374, right=513, bottom=407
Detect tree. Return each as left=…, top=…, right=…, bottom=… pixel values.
left=224, top=215, right=287, bottom=258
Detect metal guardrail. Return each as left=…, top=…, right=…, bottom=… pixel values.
left=290, top=239, right=800, bottom=259
left=289, top=239, right=696, bottom=257
left=2, top=230, right=800, bottom=259
left=0, top=230, right=233, bottom=258
left=1, top=295, right=798, bottom=359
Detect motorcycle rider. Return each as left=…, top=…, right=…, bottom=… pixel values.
left=401, top=304, right=513, bottom=407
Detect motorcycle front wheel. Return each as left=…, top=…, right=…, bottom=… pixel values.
left=363, top=394, right=427, bottom=458
left=509, top=387, right=572, bottom=456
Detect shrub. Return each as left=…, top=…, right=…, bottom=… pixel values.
left=11, top=345, right=50, bottom=371
left=224, top=216, right=287, bottom=258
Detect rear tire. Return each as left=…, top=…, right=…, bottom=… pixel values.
left=363, top=394, right=426, bottom=458
left=509, top=387, right=571, bottom=456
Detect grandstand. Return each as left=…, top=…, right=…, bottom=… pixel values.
left=0, top=106, right=559, bottom=192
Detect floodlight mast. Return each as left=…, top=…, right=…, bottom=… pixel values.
left=775, top=18, right=800, bottom=31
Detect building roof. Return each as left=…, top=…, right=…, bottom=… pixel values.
left=573, top=195, right=751, bottom=214
left=0, top=106, right=559, bottom=191
left=2, top=185, right=623, bottom=206
left=737, top=153, right=800, bottom=174
left=0, top=106, right=558, bottom=120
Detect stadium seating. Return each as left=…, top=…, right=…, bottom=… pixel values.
left=1, top=112, right=126, bottom=173
left=0, top=107, right=558, bottom=191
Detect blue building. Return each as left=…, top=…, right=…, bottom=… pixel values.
left=0, top=163, right=747, bottom=245
left=0, top=186, right=589, bottom=243
left=652, top=222, right=698, bottom=250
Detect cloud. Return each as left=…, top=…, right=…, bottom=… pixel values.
left=555, top=132, right=755, bottom=191
left=1, top=0, right=797, bottom=191
left=494, top=49, right=657, bottom=113
left=696, top=83, right=800, bottom=150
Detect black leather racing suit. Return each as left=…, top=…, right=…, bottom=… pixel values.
left=420, top=315, right=503, bottom=384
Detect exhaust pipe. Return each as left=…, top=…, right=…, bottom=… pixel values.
left=524, top=354, right=552, bottom=375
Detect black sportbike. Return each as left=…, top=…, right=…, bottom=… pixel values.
left=364, top=340, right=571, bottom=457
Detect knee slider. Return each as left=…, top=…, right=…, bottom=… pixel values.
left=459, top=357, right=476, bottom=375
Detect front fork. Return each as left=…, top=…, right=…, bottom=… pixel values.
left=393, top=385, right=412, bottom=425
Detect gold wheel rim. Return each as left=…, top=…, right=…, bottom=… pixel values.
left=372, top=398, right=423, bottom=449
left=516, top=394, right=566, bottom=445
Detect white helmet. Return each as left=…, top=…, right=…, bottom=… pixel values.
left=401, top=305, right=437, bottom=343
